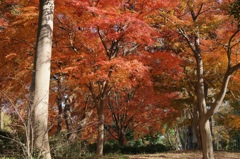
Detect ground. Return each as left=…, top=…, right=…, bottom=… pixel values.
left=127, top=150, right=240, bottom=159
left=1, top=151, right=240, bottom=159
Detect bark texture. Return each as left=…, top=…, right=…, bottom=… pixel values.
left=30, top=0, right=54, bottom=158
left=96, top=101, right=105, bottom=156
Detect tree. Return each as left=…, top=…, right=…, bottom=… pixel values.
left=68, top=0, right=159, bottom=156
left=149, top=1, right=240, bottom=158
left=52, top=0, right=183, bottom=156
left=29, top=0, right=54, bottom=158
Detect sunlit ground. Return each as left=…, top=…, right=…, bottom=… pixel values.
left=127, top=150, right=240, bottom=159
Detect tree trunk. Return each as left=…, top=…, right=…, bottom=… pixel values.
left=178, top=3, right=240, bottom=158
left=56, top=75, right=64, bottom=134
left=193, top=29, right=214, bottom=158
left=193, top=103, right=202, bottom=149
left=165, top=131, right=174, bottom=149
left=57, top=94, right=63, bottom=133
left=200, top=119, right=214, bottom=159
left=193, top=122, right=202, bottom=150
left=195, top=55, right=214, bottom=159
left=29, top=0, right=54, bottom=158
left=96, top=100, right=105, bottom=156
left=64, top=98, right=73, bottom=140
left=0, top=107, right=3, bottom=130
left=118, top=129, right=126, bottom=146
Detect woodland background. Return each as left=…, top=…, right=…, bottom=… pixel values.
left=0, top=0, right=240, bottom=159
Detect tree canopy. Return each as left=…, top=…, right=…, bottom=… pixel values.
left=0, top=0, right=240, bottom=159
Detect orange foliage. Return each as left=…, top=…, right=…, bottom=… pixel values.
left=0, top=0, right=184, bottom=143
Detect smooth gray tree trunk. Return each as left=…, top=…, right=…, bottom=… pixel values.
left=29, top=0, right=54, bottom=158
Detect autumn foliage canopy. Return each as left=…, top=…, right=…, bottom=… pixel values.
left=1, top=1, right=240, bottom=158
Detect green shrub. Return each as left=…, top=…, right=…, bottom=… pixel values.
left=121, top=145, right=139, bottom=154
left=87, top=142, right=97, bottom=153
left=103, top=141, right=122, bottom=154
left=68, top=141, right=170, bottom=156
left=121, top=143, right=169, bottom=154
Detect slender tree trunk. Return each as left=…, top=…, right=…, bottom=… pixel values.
left=195, top=46, right=214, bottom=158
left=193, top=121, right=202, bottom=150
left=57, top=110, right=63, bottom=133
left=56, top=76, right=64, bottom=134
left=97, top=100, right=105, bottom=156
left=165, top=132, right=174, bottom=149
left=195, top=54, right=214, bottom=159
left=29, top=0, right=54, bottom=158
left=87, top=82, right=107, bottom=156
left=0, top=107, right=3, bottom=130
left=57, top=95, right=63, bottom=133
left=93, top=68, right=113, bottom=156
left=174, top=127, right=182, bottom=150
left=193, top=103, right=202, bottom=149
left=64, top=98, right=73, bottom=139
